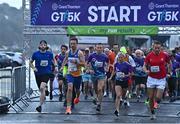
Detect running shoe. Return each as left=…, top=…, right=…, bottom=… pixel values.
left=153, top=101, right=159, bottom=109
left=36, top=106, right=42, bottom=113
left=124, top=100, right=130, bottom=107
left=96, top=104, right=101, bottom=112
left=169, top=97, right=176, bottom=102
left=145, top=99, right=149, bottom=105
left=93, top=98, right=97, bottom=105
left=114, top=110, right=119, bottom=117
left=128, top=93, right=132, bottom=99
left=109, top=92, right=113, bottom=99
left=126, top=101, right=130, bottom=107
left=65, top=106, right=72, bottom=115
left=150, top=114, right=156, bottom=120
left=103, top=91, right=107, bottom=97
left=137, top=96, right=141, bottom=102
left=74, top=97, right=80, bottom=104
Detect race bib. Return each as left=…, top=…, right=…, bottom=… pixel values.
left=40, top=60, right=48, bottom=67
left=116, top=72, right=125, bottom=78
left=68, top=58, right=78, bottom=72
left=150, top=66, right=160, bottom=73
left=95, top=61, right=103, bottom=68
left=68, top=64, right=77, bottom=72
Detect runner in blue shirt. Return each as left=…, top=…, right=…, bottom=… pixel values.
left=133, top=49, right=147, bottom=102
left=88, top=43, right=109, bottom=113
left=30, top=40, right=57, bottom=113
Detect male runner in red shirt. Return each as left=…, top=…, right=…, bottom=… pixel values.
left=143, top=41, right=171, bottom=120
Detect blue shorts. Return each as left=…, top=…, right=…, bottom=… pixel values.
left=92, top=74, right=106, bottom=83
left=82, top=74, right=92, bottom=83
left=66, top=74, right=82, bottom=90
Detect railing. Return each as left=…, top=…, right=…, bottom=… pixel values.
left=0, top=66, right=30, bottom=112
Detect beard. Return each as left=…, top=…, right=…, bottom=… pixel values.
left=40, top=47, right=46, bottom=52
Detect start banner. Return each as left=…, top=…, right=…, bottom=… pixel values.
left=31, top=0, right=180, bottom=26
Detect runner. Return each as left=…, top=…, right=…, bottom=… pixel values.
left=167, top=53, right=180, bottom=102
left=55, top=45, right=68, bottom=102
left=82, top=48, right=93, bottom=100
left=61, top=37, right=85, bottom=115
left=175, top=49, right=180, bottom=96
left=104, top=47, right=116, bottom=98
left=104, top=48, right=110, bottom=97
left=133, top=49, right=147, bottom=102
left=108, top=52, right=132, bottom=117
left=110, top=44, right=119, bottom=100
left=116, top=47, right=136, bottom=99
left=30, top=40, right=57, bottom=112
left=88, top=43, right=109, bottom=112
left=47, top=46, right=56, bottom=100
left=143, top=41, right=171, bottom=120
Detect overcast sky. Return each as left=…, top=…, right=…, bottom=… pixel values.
left=0, top=0, right=22, bottom=9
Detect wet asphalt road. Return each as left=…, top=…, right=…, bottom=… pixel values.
left=1, top=94, right=180, bottom=123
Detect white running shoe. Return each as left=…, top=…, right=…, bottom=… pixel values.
left=150, top=114, right=156, bottom=120
left=109, top=92, right=112, bottom=99
left=103, top=91, right=107, bottom=97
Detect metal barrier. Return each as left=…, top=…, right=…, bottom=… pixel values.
left=0, top=66, right=30, bottom=112
left=0, top=68, right=12, bottom=99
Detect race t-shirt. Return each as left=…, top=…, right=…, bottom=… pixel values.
left=114, top=62, right=132, bottom=81
left=88, top=52, right=109, bottom=76
left=32, top=51, right=53, bottom=75
left=145, top=51, right=170, bottom=79
left=134, top=57, right=147, bottom=77
left=55, top=53, right=66, bottom=70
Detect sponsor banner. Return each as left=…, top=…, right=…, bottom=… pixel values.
left=67, top=26, right=158, bottom=35
left=31, top=0, right=180, bottom=26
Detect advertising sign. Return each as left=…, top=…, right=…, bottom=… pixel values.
left=31, top=0, right=180, bottom=26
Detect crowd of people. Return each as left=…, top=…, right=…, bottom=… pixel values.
left=30, top=37, right=180, bottom=120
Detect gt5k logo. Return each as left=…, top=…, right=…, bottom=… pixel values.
left=51, top=11, right=81, bottom=22
left=148, top=10, right=179, bottom=22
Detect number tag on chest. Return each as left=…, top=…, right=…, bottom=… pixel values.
left=40, top=60, right=48, bottom=67
left=116, top=72, right=125, bottom=78
left=68, top=64, right=77, bottom=72
left=150, top=66, right=160, bottom=73
left=95, top=61, right=103, bottom=68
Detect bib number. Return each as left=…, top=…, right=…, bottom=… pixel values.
left=95, top=61, right=103, bottom=68
left=150, top=66, right=160, bottom=73
left=116, top=72, right=125, bottom=78
left=40, top=60, right=48, bottom=67
left=68, top=65, right=77, bottom=72
left=68, top=58, right=78, bottom=72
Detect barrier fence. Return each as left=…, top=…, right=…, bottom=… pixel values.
left=0, top=66, right=30, bottom=112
